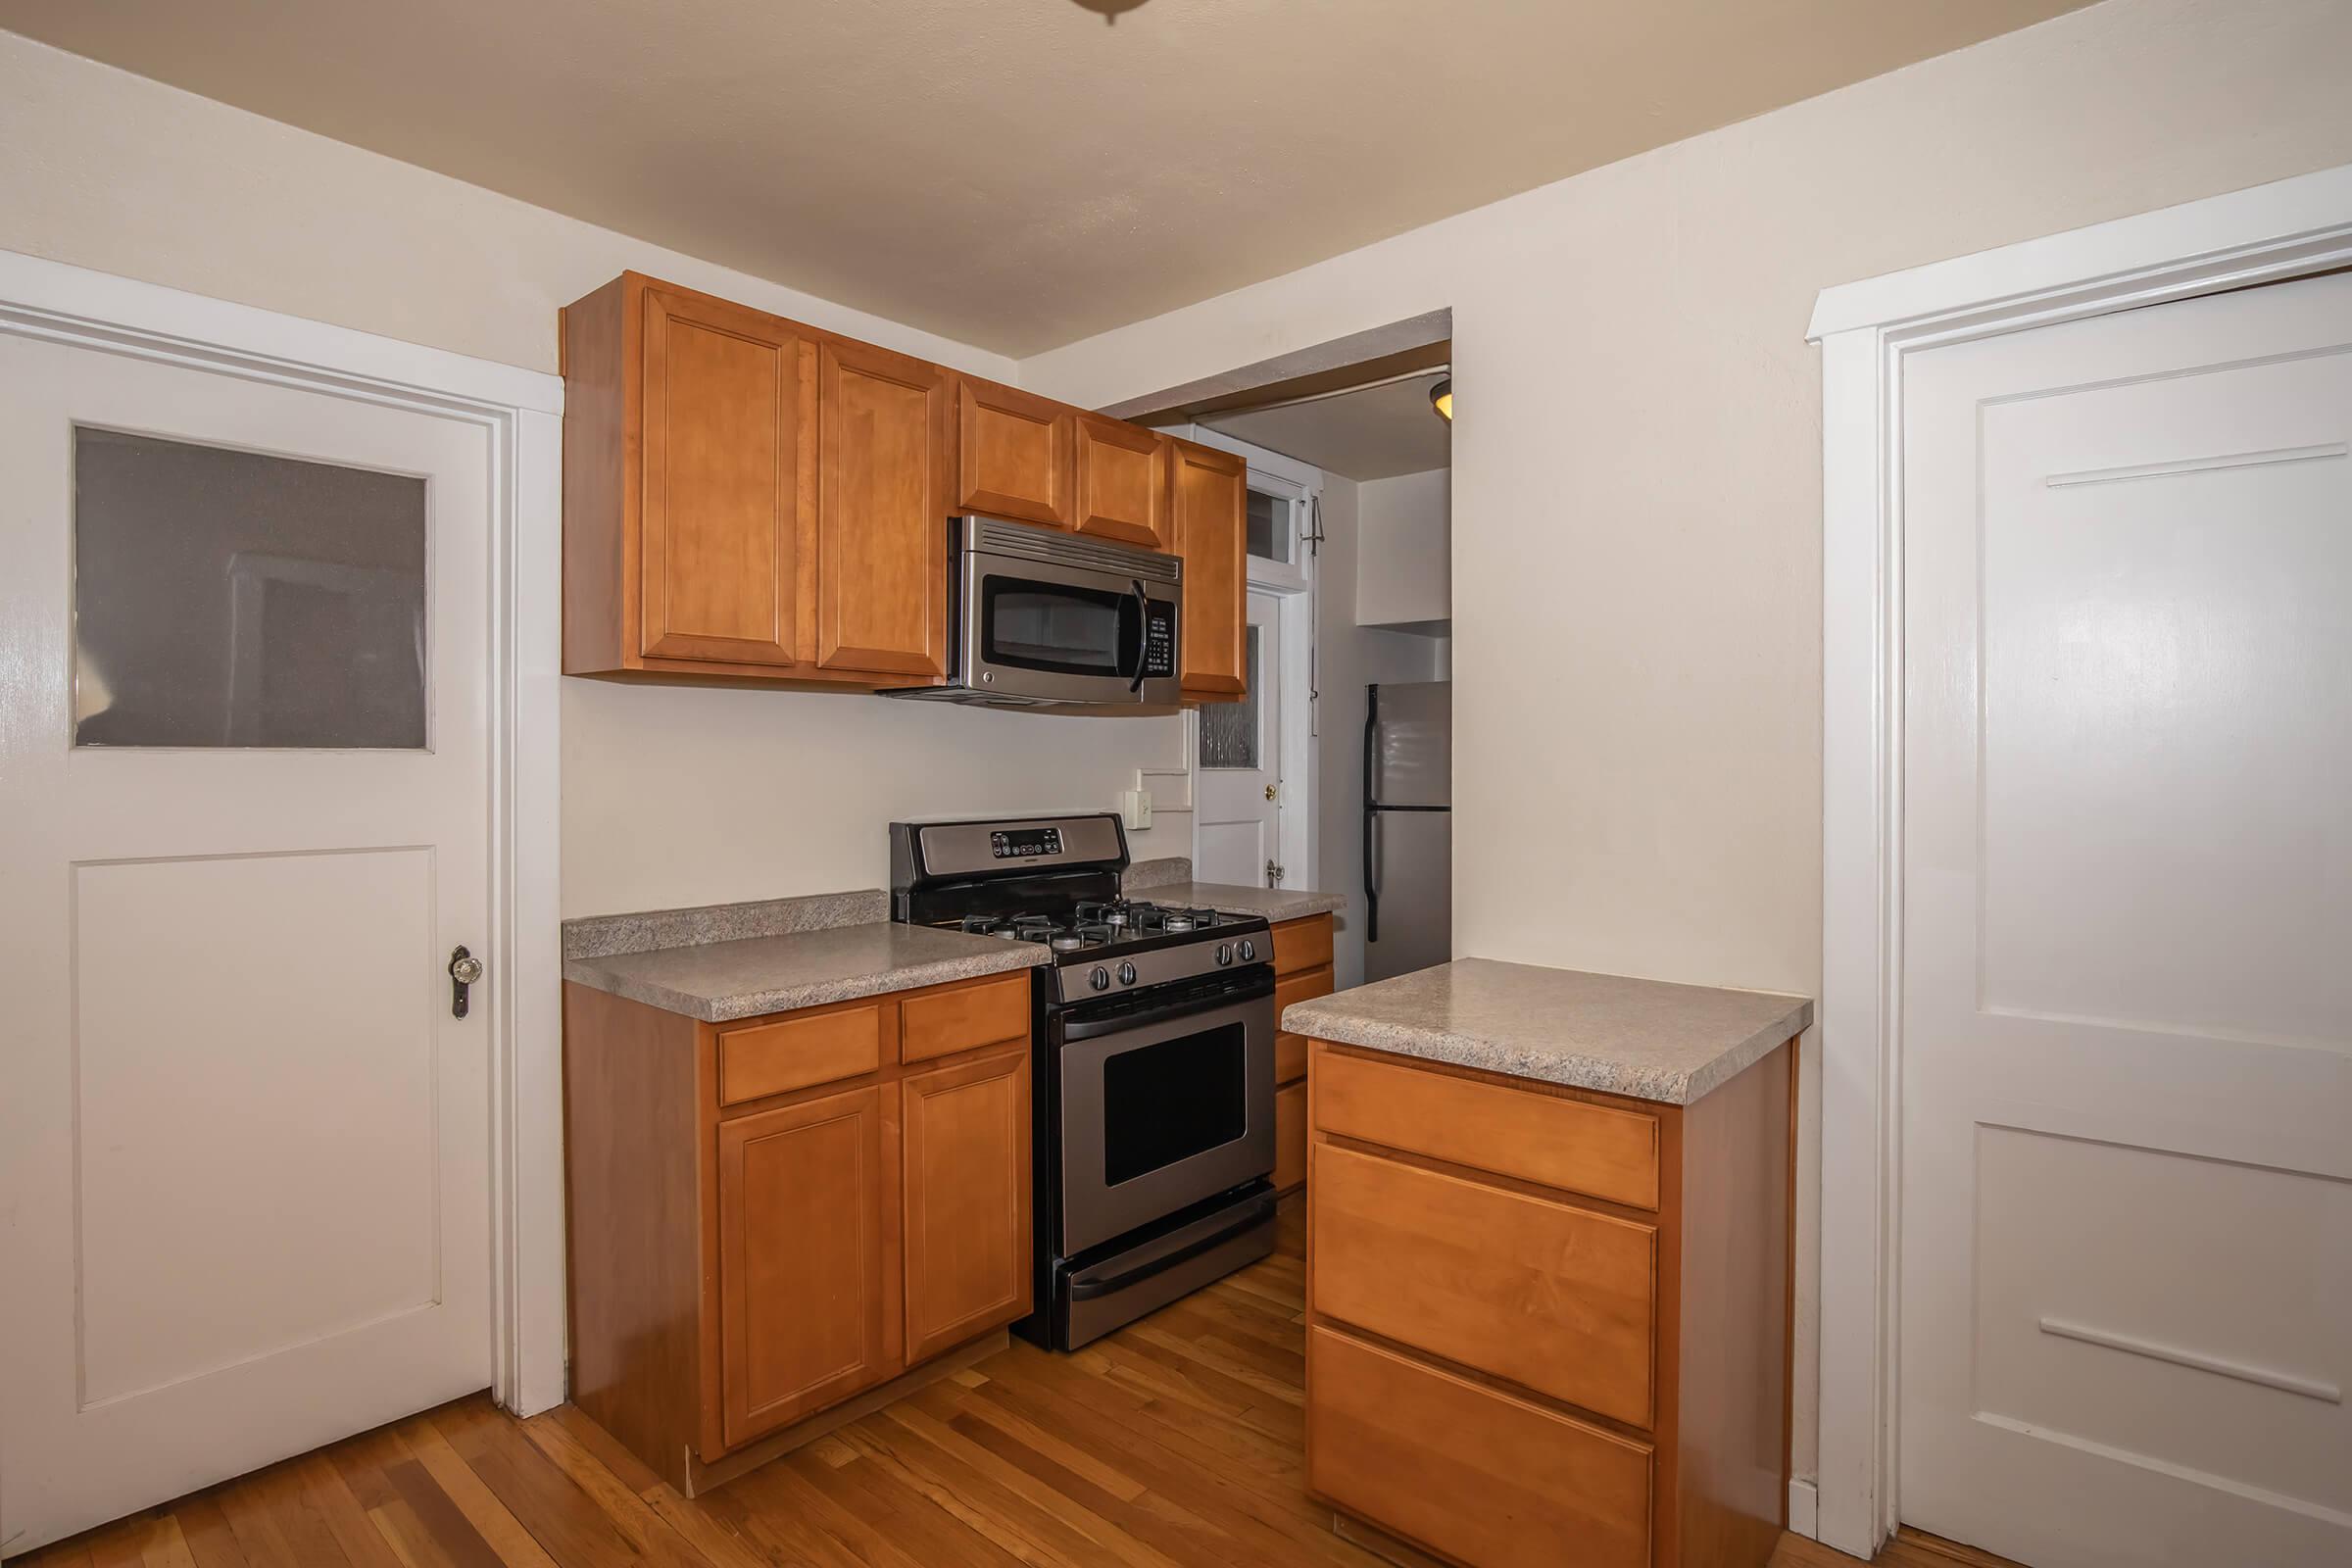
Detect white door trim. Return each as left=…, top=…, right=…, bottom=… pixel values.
left=1807, top=161, right=2352, bottom=1559
left=0, top=251, right=570, bottom=1437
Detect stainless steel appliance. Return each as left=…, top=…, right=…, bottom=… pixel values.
left=890, top=812, right=1276, bottom=1349
left=1364, top=680, right=1452, bottom=981
left=884, top=516, right=1181, bottom=709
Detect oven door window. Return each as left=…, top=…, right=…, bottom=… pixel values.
left=1100, top=1022, right=1248, bottom=1186
left=981, top=573, right=1138, bottom=679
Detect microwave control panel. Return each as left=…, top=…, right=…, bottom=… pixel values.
left=1142, top=601, right=1177, bottom=679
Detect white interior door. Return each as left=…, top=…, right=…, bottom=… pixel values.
left=1899, top=270, right=2352, bottom=1567
left=0, top=332, right=496, bottom=1555
left=1194, top=591, right=1283, bottom=887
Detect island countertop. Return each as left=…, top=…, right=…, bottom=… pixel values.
left=1280, top=957, right=1812, bottom=1104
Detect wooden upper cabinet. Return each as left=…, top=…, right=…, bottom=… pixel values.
left=715, top=1083, right=902, bottom=1447
left=1072, top=415, right=1172, bottom=550
left=1170, top=437, right=1249, bottom=699
left=956, top=376, right=1073, bottom=528
left=816, top=338, right=953, bottom=677
left=639, top=283, right=812, bottom=665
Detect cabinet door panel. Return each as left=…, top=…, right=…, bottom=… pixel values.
left=816, top=339, right=950, bottom=676
left=903, top=1047, right=1031, bottom=1363
left=957, top=378, right=1072, bottom=528
left=640, top=285, right=810, bottom=664
left=717, top=1083, right=901, bottom=1447
left=1073, top=416, right=1171, bottom=549
left=1171, top=438, right=1247, bottom=697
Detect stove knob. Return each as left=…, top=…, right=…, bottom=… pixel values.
left=1216, top=942, right=1235, bottom=966
left=1089, top=965, right=1110, bottom=992
left=1237, top=939, right=1258, bottom=963
left=1117, top=960, right=1138, bottom=986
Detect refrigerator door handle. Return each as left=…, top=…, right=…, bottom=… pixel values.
left=1363, top=685, right=1380, bottom=944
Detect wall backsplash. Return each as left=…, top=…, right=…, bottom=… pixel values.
left=561, top=680, right=1189, bottom=918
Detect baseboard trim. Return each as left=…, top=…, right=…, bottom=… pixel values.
left=1788, top=1478, right=1820, bottom=1540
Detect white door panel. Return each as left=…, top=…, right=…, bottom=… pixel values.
left=1195, top=590, right=1283, bottom=887
left=0, top=333, right=493, bottom=1553
left=1899, top=271, right=2352, bottom=1567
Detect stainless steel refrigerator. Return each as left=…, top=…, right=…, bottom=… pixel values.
left=1363, top=681, right=1451, bottom=981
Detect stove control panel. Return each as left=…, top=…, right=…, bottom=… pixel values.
left=989, top=825, right=1063, bottom=860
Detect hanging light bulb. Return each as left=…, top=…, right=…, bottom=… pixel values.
left=1429, top=377, right=1451, bottom=422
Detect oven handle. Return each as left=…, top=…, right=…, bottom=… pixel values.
left=1067, top=1189, right=1278, bottom=1301
left=1057, top=968, right=1276, bottom=1044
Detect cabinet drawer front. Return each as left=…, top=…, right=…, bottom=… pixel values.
left=901, top=974, right=1031, bottom=1064
left=1274, top=1080, right=1306, bottom=1193
left=1274, top=1031, right=1308, bottom=1086
left=718, top=1004, right=883, bottom=1105
left=1269, top=914, right=1333, bottom=977
left=1308, top=1326, right=1651, bottom=1568
left=1311, top=1144, right=1655, bottom=1426
left=1312, top=1045, right=1660, bottom=1210
left=1274, top=959, right=1331, bottom=1086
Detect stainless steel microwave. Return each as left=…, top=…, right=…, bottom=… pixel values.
left=886, top=515, right=1181, bottom=709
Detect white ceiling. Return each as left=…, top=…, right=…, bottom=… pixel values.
left=0, top=0, right=2088, bottom=356
left=1202, top=375, right=1452, bottom=481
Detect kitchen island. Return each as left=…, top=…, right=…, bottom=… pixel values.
left=1284, top=959, right=1811, bottom=1568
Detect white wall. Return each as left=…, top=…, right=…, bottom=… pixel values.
left=0, top=28, right=1191, bottom=918
left=1354, top=467, right=1451, bottom=629
left=1017, top=0, right=2352, bottom=1481
left=1313, top=475, right=1450, bottom=992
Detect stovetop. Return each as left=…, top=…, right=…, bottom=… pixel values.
left=940, top=900, right=1265, bottom=962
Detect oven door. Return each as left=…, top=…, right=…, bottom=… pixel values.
left=963, top=548, right=1180, bottom=707
left=1053, top=975, right=1277, bottom=1256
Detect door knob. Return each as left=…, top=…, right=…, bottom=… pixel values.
left=448, top=945, right=484, bottom=1019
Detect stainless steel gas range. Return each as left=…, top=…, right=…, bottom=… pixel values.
left=890, top=812, right=1277, bottom=1349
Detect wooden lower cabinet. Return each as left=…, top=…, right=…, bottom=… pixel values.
left=717, top=1083, right=899, bottom=1446
left=1303, top=1036, right=1796, bottom=1568
left=1268, top=913, right=1333, bottom=1196
left=902, top=1046, right=1031, bottom=1362
left=564, top=970, right=1035, bottom=1493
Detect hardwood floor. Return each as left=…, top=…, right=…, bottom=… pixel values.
left=17, top=1201, right=2018, bottom=1568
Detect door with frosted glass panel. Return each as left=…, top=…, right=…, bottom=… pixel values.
left=0, top=331, right=494, bottom=1554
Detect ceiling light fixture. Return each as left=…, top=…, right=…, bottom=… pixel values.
left=1429, top=377, right=1451, bottom=422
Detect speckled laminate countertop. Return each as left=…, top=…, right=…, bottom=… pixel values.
left=1146, top=880, right=1348, bottom=922
left=1281, top=957, right=1811, bottom=1104
left=563, top=920, right=1050, bottom=1022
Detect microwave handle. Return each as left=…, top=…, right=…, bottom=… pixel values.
left=1125, top=579, right=1149, bottom=694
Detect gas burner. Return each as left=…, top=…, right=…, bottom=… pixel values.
left=1049, top=933, right=1089, bottom=952
left=1158, top=912, right=1199, bottom=932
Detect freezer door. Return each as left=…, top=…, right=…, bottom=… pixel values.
left=1367, top=808, right=1451, bottom=982
left=1369, top=681, right=1450, bottom=809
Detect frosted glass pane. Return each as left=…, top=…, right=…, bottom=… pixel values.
left=74, top=428, right=427, bottom=749
left=1246, top=489, right=1291, bottom=564
left=1198, top=627, right=1261, bottom=769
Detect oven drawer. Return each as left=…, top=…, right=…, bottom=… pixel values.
left=718, top=1003, right=884, bottom=1106
left=1310, top=1142, right=1656, bottom=1427
left=1310, top=1043, right=1660, bottom=1210
left=1307, top=1326, right=1652, bottom=1568
left=902, top=973, right=1031, bottom=1064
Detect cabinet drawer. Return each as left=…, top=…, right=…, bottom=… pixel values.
left=901, top=974, right=1031, bottom=1064
left=1274, top=963, right=1332, bottom=1083
left=1308, top=1326, right=1651, bottom=1568
left=1311, top=1044, right=1660, bottom=1210
left=1274, top=1031, right=1308, bottom=1086
left=1310, top=1144, right=1655, bottom=1426
left=1274, top=1080, right=1306, bottom=1193
left=718, top=1004, right=883, bottom=1106
left=1269, top=914, right=1333, bottom=977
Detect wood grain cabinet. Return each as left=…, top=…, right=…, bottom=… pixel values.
left=1302, top=1036, right=1797, bottom=1568
left=1268, top=913, right=1333, bottom=1195
left=561, top=271, right=1250, bottom=702
left=1072, top=414, right=1172, bottom=549
left=1171, top=436, right=1250, bottom=698
left=955, top=375, right=1074, bottom=528
left=564, top=969, right=1035, bottom=1494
